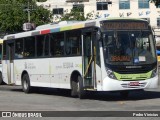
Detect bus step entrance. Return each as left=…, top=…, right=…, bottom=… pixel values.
left=85, top=76, right=92, bottom=79
left=84, top=77, right=92, bottom=86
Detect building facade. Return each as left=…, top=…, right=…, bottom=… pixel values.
left=37, top=0, right=160, bottom=35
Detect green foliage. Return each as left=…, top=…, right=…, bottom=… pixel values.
left=150, top=0, right=160, bottom=6
left=85, top=11, right=94, bottom=20
left=61, top=8, right=86, bottom=21
left=37, top=0, right=47, bottom=2
left=0, top=0, right=51, bottom=35
left=61, top=8, right=94, bottom=21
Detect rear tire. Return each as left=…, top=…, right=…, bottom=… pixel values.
left=22, top=74, right=32, bottom=93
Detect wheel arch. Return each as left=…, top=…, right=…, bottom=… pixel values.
left=21, top=70, right=29, bottom=82
left=70, top=70, right=82, bottom=89
left=0, top=71, right=3, bottom=85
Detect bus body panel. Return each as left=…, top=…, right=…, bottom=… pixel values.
left=50, top=56, right=82, bottom=89
left=99, top=43, right=108, bottom=82
left=95, top=64, right=102, bottom=90
left=101, top=75, right=158, bottom=91
left=14, top=58, right=50, bottom=87
left=13, top=56, right=82, bottom=89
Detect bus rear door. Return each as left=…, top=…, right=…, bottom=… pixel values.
left=3, top=41, right=14, bottom=84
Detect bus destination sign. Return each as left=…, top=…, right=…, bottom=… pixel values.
left=100, top=21, right=148, bottom=30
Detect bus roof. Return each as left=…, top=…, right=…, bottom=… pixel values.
left=3, top=17, right=148, bottom=40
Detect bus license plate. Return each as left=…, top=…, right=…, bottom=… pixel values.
left=129, top=82, right=139, bottom=86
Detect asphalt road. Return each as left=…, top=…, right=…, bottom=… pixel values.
left=0, top=73, right=160, bottom=120
left=0, top=84, right=160, bottom=110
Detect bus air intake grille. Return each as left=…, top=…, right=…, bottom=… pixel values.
left=121, top=82, right=147, bottom=88
left=121, top=79, right=146, bottom=81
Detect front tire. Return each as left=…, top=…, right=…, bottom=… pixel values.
left=78, top=76, right=86, bottom=99
left=71, top=80, right=78, bottom=97
left=22, top=74, right=32, bottom=93
left=0, top=72, right=4, bottom=85
left=71, top=76, right=86, bottom=99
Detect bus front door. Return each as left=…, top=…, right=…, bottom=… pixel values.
left=6, top=42, right=14, bottom=84
left=82, top=31, right=96, bottom=89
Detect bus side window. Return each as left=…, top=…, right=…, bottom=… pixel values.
left=15, top=38, right=24, bottom=59
left=50, top=34, right=55, bottom=56
left=44, top=35, right=49, bottom=56
left=51, top=32, right=64, bottom=56
left=24, top=36, right=35, bottom=58
left=36, top=34, right=49, bottom=57
left=65, top=30, right=81, bottom=56
left=2, top=41, right=7, bottom=60
left=36, top=35, right=45, bottom=57
left=65, top=37, right=71, bottom=55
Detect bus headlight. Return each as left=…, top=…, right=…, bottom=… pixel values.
left=106, top=68, right=117, bottom=79
left=151, top=68, right=158, bottom=78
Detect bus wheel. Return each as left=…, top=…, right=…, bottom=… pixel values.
left=78, top=76, right=86, bottom=99
left=71, top=80, right=78, bottom=97
left=120, top=91, right=129, bottom=99
left=0, top=72, right=3, bottom=85
left=22, top=74, right=32, bottom=93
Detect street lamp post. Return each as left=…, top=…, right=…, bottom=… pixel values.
left=23, top=0, right=36, bottom=31
left=27, top=0, right=30, bottom=22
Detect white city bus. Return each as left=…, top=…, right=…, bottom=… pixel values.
left=2, top=18, right=158, bottom=98
left=0, top=39, right=3, bottom=84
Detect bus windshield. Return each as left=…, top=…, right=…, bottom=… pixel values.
left=103, top=30, right=156, bottom=66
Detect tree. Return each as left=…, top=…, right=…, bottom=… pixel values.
left=36, top=0, right=47, bottom=2
left=150, top=0, right=160, bottom=6
left=61, top=8, right=86, bottom=21
left=0, top=0, right=51, bottom=36
left=60, top=8, right=94, bottom=21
